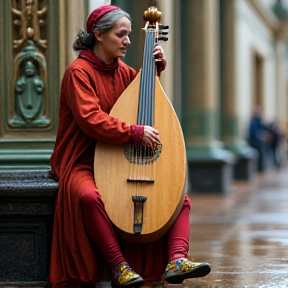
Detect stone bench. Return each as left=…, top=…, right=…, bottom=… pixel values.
left=0, top=172, right=58, bottom=287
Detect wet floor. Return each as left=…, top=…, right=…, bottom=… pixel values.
left=181, top=167, right=288, bottom=288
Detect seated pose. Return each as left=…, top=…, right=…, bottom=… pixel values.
left=49, top=5, right=211, bottom=288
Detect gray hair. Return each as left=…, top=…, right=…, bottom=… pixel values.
left=94, top=9, right=131, bottom=33
left=73, top=9, right=131, bottom=52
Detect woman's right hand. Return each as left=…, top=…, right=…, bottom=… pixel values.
left=141, top=126, right=161, bottom=150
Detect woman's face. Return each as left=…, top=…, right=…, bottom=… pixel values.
left=97, top=17, right=131, bottom=62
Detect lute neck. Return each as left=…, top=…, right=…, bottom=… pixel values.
left=137, top=29, right=156, bottom=126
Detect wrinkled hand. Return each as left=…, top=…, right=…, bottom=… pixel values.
left=153, top=43, right=167, bottom=73
left=141, top=126, right=161, bottom=150
left=153, top=43, right=165, bottom=59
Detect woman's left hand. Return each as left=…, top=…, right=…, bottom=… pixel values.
left=153, top=43, right=167, bottom=74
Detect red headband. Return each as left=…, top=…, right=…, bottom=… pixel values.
left=86, top=5, right=120, bottom=33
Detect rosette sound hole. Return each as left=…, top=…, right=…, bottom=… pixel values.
left=124, top=143, right=162, bottom=165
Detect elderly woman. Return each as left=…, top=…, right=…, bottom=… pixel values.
left=49, top=5, right=210, bottom=288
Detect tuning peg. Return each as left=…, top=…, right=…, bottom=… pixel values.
left=159, top=31, right=168, bottom=35
left=159, top=24, right=169, bottom=29
left=158, top=37, right=168, bottom=42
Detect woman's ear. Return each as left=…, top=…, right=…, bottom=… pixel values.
left=94, top=31, right=103, bottom=42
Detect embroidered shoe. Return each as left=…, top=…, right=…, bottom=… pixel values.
left=162, top=258, right=211, bottom=284
left=113, top=262, right=145, bottom=288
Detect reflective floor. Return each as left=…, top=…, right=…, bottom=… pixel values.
left=181, top=168, right=288, bottom=288
left=94, top=167, right=288, bottom=288
left=140, top=168, right=288, bottom=288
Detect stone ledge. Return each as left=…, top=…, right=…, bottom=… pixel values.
left=0, top=172, right=58, bottom=197
left=0, top=172, right=58, bottom=284
left=0, top=282, right=46, bottom=288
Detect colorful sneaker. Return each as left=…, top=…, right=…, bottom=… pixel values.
left=113, top=262, right=145, bottom=288
left=162, top=258, right=211, bottom=284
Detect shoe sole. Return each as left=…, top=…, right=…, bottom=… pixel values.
left=164, top=263, right=211, bottom=284
left=120, top=278, right=145, bottom=288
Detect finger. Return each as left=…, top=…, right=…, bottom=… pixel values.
left=153, top=46, right=164, bottom=56
left=142, top=135, right=160, bottom=149
left=152, top=135, right=160, bottom=142
left=153, top=49, right=164, bottom=57
left=150, top=128, right=159, bottom=135
left=142, top=134, right=153, bottom=147
left=143, top=126, right=161, bottom=146
left=153, top=43, right=163, bottom=50
left=146, top=133, right=158, bottom=143
left=144, top=126, right=158, bottom=135
left=150, top=129, right=161, bottom=141
left=146, top=140, right=154, bottom=149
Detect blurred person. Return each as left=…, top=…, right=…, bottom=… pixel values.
left=48, top=5, right=211, bottom=288
left=247, top=105, right=271, bottom=172
left=268, top=119, right=285, bottom=170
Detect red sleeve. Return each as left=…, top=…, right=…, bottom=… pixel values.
left=65, top=67, right=131, bottom=144
left=130, top=125, right=144, bottom=143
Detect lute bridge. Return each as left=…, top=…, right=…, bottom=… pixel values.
left=132, top=195, right=147, bottom=234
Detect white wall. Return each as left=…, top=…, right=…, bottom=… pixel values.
left=89, top=0, right=111, bottom=13
left=236, top=0, right=278, bottom=138
left=259, top=0, right=276, bottom=10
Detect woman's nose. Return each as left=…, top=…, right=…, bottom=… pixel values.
left=124, top=36, right=131, bottom=46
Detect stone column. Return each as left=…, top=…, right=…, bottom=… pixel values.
left=220, top=0, right=257, bottom=180
left=179, top=0, right=234, bottom=194
left=59, top=0, right=89, bottom=78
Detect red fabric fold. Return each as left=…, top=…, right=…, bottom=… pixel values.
left=78, top=50, right=119, bottom=71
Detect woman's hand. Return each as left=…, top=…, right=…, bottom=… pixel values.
left=153, top=43, right=165, bottom=60
left=153, top=44, right=167, bottom=74
left=141, top=126, right=161, bottom=150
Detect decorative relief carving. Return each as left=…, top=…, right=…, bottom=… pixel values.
left=10, top=0, right=50, bottom=128
left=12, top=0, right=48, bottom=50
left=10, top=41, right=50, bottom=127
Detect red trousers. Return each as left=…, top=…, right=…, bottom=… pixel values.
left=72, top=168, right=191, bottom=275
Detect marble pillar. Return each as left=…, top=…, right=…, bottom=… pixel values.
left=220, top=0, right=257, bottom=180
left=179, top=0, right=235, bottom=194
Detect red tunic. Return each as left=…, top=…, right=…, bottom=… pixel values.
left=49, top=51, right=175, bottom=287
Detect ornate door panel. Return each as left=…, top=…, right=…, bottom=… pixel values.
left=0, top=0, right=60, bottom=171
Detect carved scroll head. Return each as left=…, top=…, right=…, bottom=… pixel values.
left=12, top=0, right=48, bottom=50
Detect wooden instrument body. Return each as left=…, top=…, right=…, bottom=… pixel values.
left=94, top=72, right=186, bottom=243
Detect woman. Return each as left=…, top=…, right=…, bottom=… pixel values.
left=49, top=5, right=211, bottom=288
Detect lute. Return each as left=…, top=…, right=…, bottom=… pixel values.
left=94, top=6, right=186, bottom=243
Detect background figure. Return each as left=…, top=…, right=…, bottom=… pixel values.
left=267, top=119, right=285, bottom=170
left=247, top=106, right=271, bottom=172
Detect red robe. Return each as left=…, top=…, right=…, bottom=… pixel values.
left=49, top=50, right=172, bottom=287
